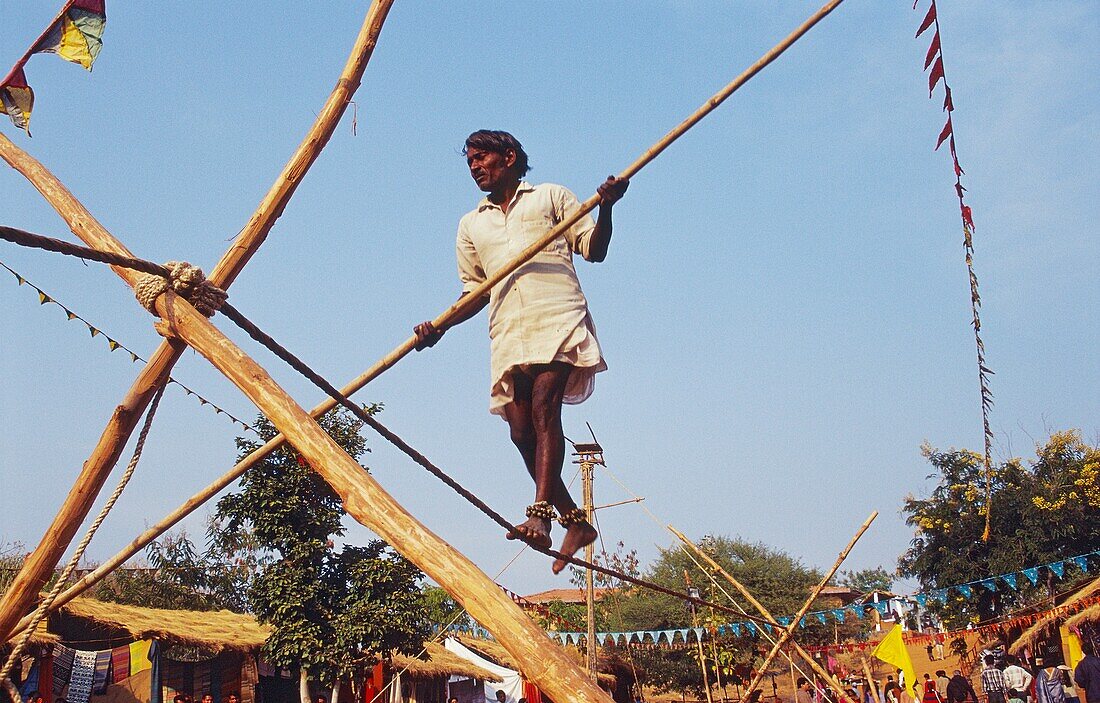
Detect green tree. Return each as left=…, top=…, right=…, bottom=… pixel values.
left=213, top=409, right=428, bottom=696
left=898, top=430, right=1100, bottom=627
left=91, top=530, right=249, bottom=611
left=838, top=566, right=895, bottom=594
left=604, top=535, right=848, bottom=697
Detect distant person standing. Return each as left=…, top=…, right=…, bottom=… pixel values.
left=984, top=655, right=1011, bottom=703
left=1035, top=659, right=1067, bottom=703
left=947, top=670, right=978, bottom=703
left=937, top=670, right=952, bottom=700
left=1074, top=639, right=1100, bottom=703
left=1005, top=656, right=1035, bottom=703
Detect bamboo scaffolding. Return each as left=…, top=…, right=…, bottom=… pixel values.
left=4, top=0, right=849, bottom=637
left=669, top=526, right=850, bottom=698
left=0, top=0, right=395, bottom=643
left=741, top=512, right=878, bottom=698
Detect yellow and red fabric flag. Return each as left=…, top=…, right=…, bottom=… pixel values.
left=0, top=0, right=106, bottom=132
left=872, top=624, right=917, bottom=696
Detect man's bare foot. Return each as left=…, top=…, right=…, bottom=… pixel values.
left=507, top=516, right=552, bottom=549
left=552, top=521, right=597, bottom=574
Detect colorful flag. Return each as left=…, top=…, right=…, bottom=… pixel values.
left=872, top=625, right=917, bottom=695
left=0, top=0, right=107, bottom=132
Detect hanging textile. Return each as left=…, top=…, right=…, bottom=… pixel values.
left=67, top=649, right=97, bottom=703
left=18, top=660, right=40, bottom=699
left=92, top=651, right=112, bottom=694
left=129, top=640, right=153, bottom=676
left=110, top=646, right=130, bottom=684
left=52, top=645, right=74, bottom=695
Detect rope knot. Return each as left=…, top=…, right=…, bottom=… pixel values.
left=135, top=261, right=227, bottom=317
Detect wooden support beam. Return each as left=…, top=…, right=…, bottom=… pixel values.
left=80, top=252, right=617, bottom=700
left=741, top=512, right=877, bottom=698
left=0, top=0, right=395, bottom=642
left=669, top=526, right=850, bottom=698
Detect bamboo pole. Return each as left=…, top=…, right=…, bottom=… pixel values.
left=4, top=0, right=851, bottom=637
left=299, top=0, right=848, bottom=398
left=741, top=512, right=878, bottom=699
left=669, top=526, right=851, bottom=696
left=862, top=657, right=882, bottom=703
left=0, top=0, right=396, bottom=642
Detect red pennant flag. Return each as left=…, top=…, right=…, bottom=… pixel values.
left=961, top=205, right=974, bottom=230
left=916, top=1, right=937, bottom=37
left=943, top=85, right=954, bottom=112
left=935, top=117, right=953, bottom=150
left=928, top=57, right=945, bottom=96
left=925, top=32, right=942, bottom=69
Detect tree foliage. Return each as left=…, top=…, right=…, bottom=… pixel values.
left=898, top=430, right=1100, bottom=626
left=91, top=531, right=249, bottom=612
left=838, top=567, right=895, bottom=594
left=213, top=409, right=428, bottom=685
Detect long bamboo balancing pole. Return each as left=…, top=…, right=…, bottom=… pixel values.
left=669, top=526, right=849, bottom=696
left=68, top=245, right=616, bottom=700
left=741, top=511, right=878, bottom=698
left=4, top=0, right=851, bottom=636
left=0, top=0, right=396, bottom=642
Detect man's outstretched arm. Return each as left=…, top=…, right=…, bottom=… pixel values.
left=587, top=175, right=630, bottom=263
left=413, top=291, right=489, bottom=350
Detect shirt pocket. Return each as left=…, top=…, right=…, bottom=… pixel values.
left=520, top=213, right=568, bottom=257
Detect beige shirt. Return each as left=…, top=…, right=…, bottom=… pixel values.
left=456, top=182, right=607, bottom=415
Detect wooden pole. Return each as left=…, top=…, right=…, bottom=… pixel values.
left=126, top=288, right=616, bottom=701
left=303, top=0, right=848, bottom=398
left=741, top=512, right=878, bottom=699
left=0, top=0, right=395, bottom=642
left=685, top=571, right=715, bottom=703
left=583, top=459, right=597, bottom=677
left=669, top=526, right=850, bottom=695
left=862, top=657, right=882, bottom=703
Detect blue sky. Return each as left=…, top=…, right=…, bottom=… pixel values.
left=1, top=2, right=1097, bottom=602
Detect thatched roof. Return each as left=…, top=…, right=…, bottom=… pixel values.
left=390, top=641, right=501, bottom=682
left=1065, top=603, right=1100, bottom=631
left=1010, top=577, right=1100, bottom=654
left=58, top=598, right=271, bottom=652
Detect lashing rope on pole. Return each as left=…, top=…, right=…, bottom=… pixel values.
left=0, top=383, right=166, bottom=703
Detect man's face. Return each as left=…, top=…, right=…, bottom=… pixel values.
left=467, top=148, right=515, bottom=193
left=202, top=695, right=213, bottom=703
left=228, top=696, right=239, bottom=703
left=495, top=692, right=507, bottom=702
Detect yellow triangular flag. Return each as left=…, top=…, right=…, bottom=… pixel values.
left=872, top=625, right=916, bottom=695
left=38, top=291, right=51, bottom=304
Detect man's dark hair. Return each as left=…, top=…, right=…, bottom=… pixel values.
left=984, top=655, right=996, bottom=665
left=173, top=696, right=187, bottom=703
left=797, top=678, right=809, bottom=687
left=464, top=130, right=530, bottom=176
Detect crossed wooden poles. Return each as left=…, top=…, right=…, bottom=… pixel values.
left=0, top=2, right=849, bottom=702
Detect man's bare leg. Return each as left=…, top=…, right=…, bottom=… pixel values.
left=503, top=371, right=552, bottom=548
left=502, top=363, right=598, bottom=572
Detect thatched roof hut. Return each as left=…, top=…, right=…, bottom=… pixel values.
left=1010, top=578, right=1100, bottom=654
left=52, top=598, right=271, bottom=652
left=454, top=634, right=617, bottom=687
left=390, top=641, right=501, bottom=682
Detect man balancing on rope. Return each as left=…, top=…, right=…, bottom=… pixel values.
left=413, top=129, right=628, bottom=574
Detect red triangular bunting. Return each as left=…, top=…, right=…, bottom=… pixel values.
left=928, top=57, right=945, bottom=96
left=935, top=117, right=953, bottom=150
left=925, top=32, right=942, bottom=69
left=916, top=2, right=937, bottom=37
left=961, top=205, right=974, bottom=230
